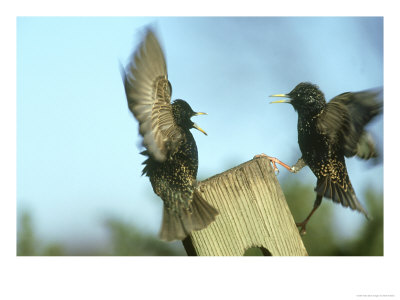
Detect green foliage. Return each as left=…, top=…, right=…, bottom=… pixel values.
left=244, top=247, right=271, bottom=256
left=17, top=212, right=36, bottom=256
left=17, top=211, right=65, bottom=256
left=244, top=247, right=264, bottom=256
left=16, top=212, right=185, bottom=256
left=42, top=244, right=65, bottom=256
left=104, top=218, right=185, bottom=256
left=282, top=179, right=383, bottom=256
left=17, top=181, right=382, bottom=256
left=333, top=188, right=383, bottom=256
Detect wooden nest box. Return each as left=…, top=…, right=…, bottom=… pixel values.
left=183, top=157, right=308, bottom=256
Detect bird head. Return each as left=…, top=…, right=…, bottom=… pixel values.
left=270, top=82, right=326, bottom=116
left=172, top=99, right=207, bottom=135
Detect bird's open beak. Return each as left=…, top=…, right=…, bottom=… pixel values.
left=269, top=94, right=292, bottom=104
left=193, top=112, right=208, bottom=135
left=193, top=123, right=207, bottom=135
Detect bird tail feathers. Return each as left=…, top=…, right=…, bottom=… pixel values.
left=315, top=176, right=370, bottom=219
left=159, top=191, right=218, bottom=242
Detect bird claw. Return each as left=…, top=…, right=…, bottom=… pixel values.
left=296, top=222, right=307, bottom=235
left=254, top=153, right=294, bottom=175
left=253, top=153, right=267, bottom=159
left=254, top=153, right=280, bottom=174
left=271, top=162, right=280, bottom=174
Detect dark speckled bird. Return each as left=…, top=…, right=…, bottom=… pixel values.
left=120, top=28, right=218, bottom=241
left=268, top=82, right=382, bottom=234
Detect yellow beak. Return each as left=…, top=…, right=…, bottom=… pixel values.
left=193, top=112, right=207, bottom=135
left=269, top=94, right=291, bottom=104
left=193, top=123, right=207, bottom=136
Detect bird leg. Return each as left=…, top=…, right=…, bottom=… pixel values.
left=254, top=155, right=307, bottom=174
left=291, top=157, right=306, bottom=173
left=253, top=153, right=293, bottom=174
left=296, top=195, right=322, bottom=235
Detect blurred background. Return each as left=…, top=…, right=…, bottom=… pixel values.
left=17, top=17, right=383, bottom=256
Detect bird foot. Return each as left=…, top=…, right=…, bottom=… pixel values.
left=254, top=153, right=280, bottom=174
left=295, top=221, right=307, bottom=235
left=253, top=153, right=293, bottom=174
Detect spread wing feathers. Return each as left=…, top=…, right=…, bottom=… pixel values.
left=314, top=159, right=369, bottom=218
left=122, top=29, right=182, bottom=162
left=317, top=88, right=382, bottom=159
left=356, top=131, right=378, bottom=159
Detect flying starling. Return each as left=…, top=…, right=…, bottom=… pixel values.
left=120, top=28, right=218, bottom=241
left=267, top=82, right=382, bottom=234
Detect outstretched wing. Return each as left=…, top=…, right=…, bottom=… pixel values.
left=317, top=88, right=382, bottom=159
left=121, top=28, right=182, bottom=162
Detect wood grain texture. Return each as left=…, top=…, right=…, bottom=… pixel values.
left=184, top=157, right=308, bottom=256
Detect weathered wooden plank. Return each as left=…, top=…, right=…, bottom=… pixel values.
left=183, top=157, right=308, bottom=256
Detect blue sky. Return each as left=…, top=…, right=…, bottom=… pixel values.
left=17, top=17, right=383, bottom=248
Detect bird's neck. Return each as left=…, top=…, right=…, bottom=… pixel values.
left=297, top=101, right=326, bottom=120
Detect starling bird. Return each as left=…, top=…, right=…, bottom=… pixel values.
left=268, top=82, right=382, bottom=234
left=120, top=28, right=218, bottom=241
